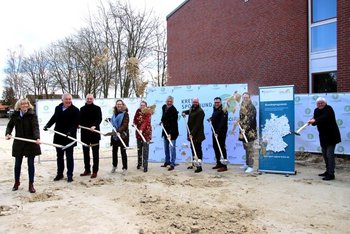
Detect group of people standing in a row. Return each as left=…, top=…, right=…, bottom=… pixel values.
left=5, top=92, right=340, bottom=193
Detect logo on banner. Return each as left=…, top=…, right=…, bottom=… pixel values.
left=298, top=121, right=304, bottom=127
left=298, top=146, right=305, bottom=152
left=347, top=132, right=350, bottom=140
left=337, top=119, right=343, bottom=127
left=312, top=95, right=319, bottom=101
left=305, top=108, right=311, bottom=115
left=344, top=106, right=350, bottom=112
left=295, top=96, right=300, bottom=102
left=337, top=146, right=344, bottom=153
left=307, top=133, right=314, bottom=139
left=332, top=94, right=339, bottom=100
left=44, top=105, right=49, bottom=111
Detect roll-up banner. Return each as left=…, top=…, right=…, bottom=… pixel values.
left=258, top=85, right=296, bottom=174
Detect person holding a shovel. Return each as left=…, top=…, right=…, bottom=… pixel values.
left=133, top=101, right=152, bottom=172
left=209, top=97, right=228, bottom=172
left=110, top=99, right=130, bottom=174
left=182, top=97, right=205, bottom=173
left=6, top=98, right=41, bottom=193
left=238, top=92, right=257, bottom=174
left=44, top=93, right=80, bottom=182
left=308, top=97, right=341, bottom=181
left=79, top=94, right=102, bottom=179
left=160, top=96, right=179, bottom=171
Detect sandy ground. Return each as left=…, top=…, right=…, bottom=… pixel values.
left=0, top=119, right=349, bottom=234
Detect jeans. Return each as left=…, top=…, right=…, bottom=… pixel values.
left=322, top=145, right=336, bottom=176
left=82, top=144, right=100, bottom=173
left=56, top=147, right=74, bottom=178
left=213, top=133, right=227, bottom=165
left=112, top=144, right=128, bottom=170
left=164, top=138, right=176, bottom=167
left=14, top=156, right=35, bottom=183
left=137, top=139, right=149, bottom=169
left=243, top=141, right=254, bottom=167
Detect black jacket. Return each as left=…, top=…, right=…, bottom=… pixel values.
left=79, top=103, right=102, bottom=144
left=183, top=105, right=205, bottom=142
left=45, top=103, right=80, bottom=146
left=312, top=105, right=341, bottom=147
left=6, top=109, right=41, bottom=157
left=210, top=104, right=228, bottom=136
left=161, top=104, right=179, bottom=140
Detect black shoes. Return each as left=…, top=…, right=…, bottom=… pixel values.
left=53, top=175, right=64, bottom=181
left=144, top=168, right=148, bottom=173
left=194, top=167, right=202, bottom=173
left=318, top=171, right=328, bottom=177
left=187, top=166, right=193, bottom=169
left=322, top=175, right=335, bottom=181
left=212, top=165, right=222, bottom=169
left=80, top=171, right=91, bottom=176
left=161, top=163, right=169, bottom=167
left=137, top=165, right=141, bottom=170
left=67, top=177, right=74, bottom=183
left=12, top=181, right=20, bottom=191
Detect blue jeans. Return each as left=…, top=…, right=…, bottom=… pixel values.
left=321, top=145, right=336, bottom=176
left=14, top=156, right=35, bottom=183
left=164, top=138, right=176, bottom=167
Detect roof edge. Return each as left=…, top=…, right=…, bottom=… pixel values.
left=166, top=0, right=190, bottom=20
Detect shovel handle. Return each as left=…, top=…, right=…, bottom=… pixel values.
left=132, top=124, right=147, bottom=143
left=184, top=118, right=198, bottom=161
left=160, top=123, right=174, bottom=147
left=209, top=121, right=224, bottom=159
left=79, top=125, right=105, bottom=135
left=3, top=136, right=64, bottom=148
left=296, top=123, right=309, bottom=134
left=237, top=123, right=248, bottom=143
left=48, top=129, right=88, bottom=147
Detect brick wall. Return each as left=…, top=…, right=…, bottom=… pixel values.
left=167, top=0, right=309, bottom=94
left=337, top=0, right=350, bottom=92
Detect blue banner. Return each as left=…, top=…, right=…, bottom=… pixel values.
left=258, top=85, right=295, bottom=174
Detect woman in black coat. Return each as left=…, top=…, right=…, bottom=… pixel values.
left=6, top=98, right=41, bottom=193
left=308, top=97, right=341, bottom=181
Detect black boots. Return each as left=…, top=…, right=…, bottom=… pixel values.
left=12, top=180, right=20, bottom=191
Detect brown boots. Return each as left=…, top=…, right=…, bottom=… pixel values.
left=12, top=181, right=36, bottom=193
left=12, top=181, right=20, bottom=191
left=29, top=182, right=36, bottom=193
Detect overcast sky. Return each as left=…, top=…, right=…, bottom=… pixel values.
left=0, top=0, right=184, bottom=95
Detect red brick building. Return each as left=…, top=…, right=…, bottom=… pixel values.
left=167, top=0, right=349, bottom=94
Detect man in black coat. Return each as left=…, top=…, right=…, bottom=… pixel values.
left=160, top=96, right=179, bottom=171
left=308, top=97, right=341, bottom=181
left=79, top=94, right=102, bottom=178
left=44, top=93, right=80, bottom=182
left=210, top=97, right=228, bottom=172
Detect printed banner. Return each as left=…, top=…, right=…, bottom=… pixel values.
left=36, top=98, right=141, bottom=151
left=146, top=84, right=248, bottom=164
left=258, top=85, right=295, bottom=174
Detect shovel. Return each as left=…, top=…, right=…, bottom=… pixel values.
left=290, top=123, right=309, bottom=136
left=160, top=123, right=174, bottom=147
left=184, top=117, right=201, bottom=167
left=79, top=125, right=110, bottom=136
left=208, top=120, right=229, bottom=165
left=105, top=119, right=134, bottom=150
left=2, top=135, right=64, bottom=148
left=237, top=122, right=248, bottom=143
left=48, top=128, right=89, bottom=147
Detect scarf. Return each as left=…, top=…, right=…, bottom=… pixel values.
left=111, top=111, right=125, bottom=141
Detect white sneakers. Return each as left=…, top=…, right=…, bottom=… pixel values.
left=122, top=169, right=127, bottom=175
left=240, top=165, right=248, bottom=170
left=245, top=167, right=254, bottom=173
left=111, top=167, right=117, bottom=173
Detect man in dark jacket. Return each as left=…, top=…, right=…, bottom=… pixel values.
left=308, top=97, right=341, bottom=181
left=79, top=94, right=102, bottom=178
left=44, top=93, right=80, bottom=182
left=210, top=97, right=228, bottom=172
left=160, top=96, right=179, bottom=171
left=182, top=97, right=205, bottom=173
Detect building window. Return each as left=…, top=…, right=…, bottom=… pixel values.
left=312, top=71, right=337, bottom=93
left=312, top=0, right=336, bottom=23
left=311, top=22, right=337, bottom=52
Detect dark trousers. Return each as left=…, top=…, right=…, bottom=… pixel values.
left=213, top=133, right=227, bottom=165
left=137, top=140, right=149, bottom=169
left=14, top=156, right=35, bottom=183
left=82, top=144, right=100, bottom=173
left=322, top=144, right=336, bottom=176
left=112, top=144, right=128, bottom=170
left=56, top=147, right=74, bottom=178
left=190, top=141, right=203, bottom=160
